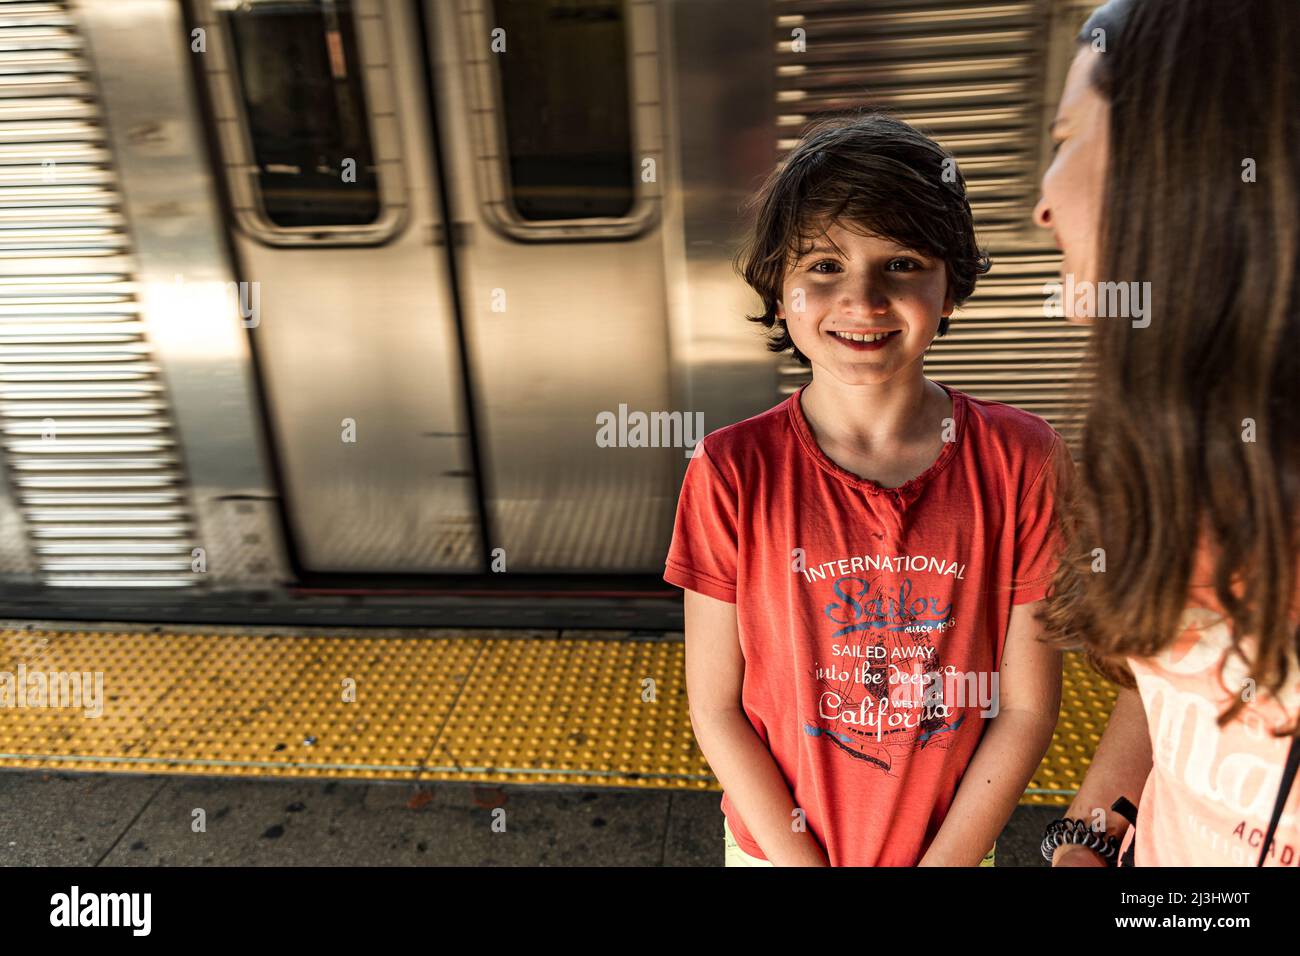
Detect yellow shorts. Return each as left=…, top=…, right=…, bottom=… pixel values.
left=723, top=816, right=774, bottom=867
left=723, top=817, right=996, bottom=867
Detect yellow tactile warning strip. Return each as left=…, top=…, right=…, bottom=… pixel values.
left=0, top=624, right=1115, bottom=802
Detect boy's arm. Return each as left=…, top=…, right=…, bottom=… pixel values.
left=918, top=599, right=1062, bottom=866
left=1053, top=686, right=1152, bottom=866
left=684, top=588, right=830, bottom=867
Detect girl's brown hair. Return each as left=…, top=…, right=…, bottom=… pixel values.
left=733, top=111, right=990, bottom=365
left=1041, top=0, right=1300, bottom=731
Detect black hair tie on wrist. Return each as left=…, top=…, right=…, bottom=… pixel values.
left=1040, top=817, right=1121, bottom=865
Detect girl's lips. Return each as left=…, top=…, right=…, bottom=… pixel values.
left=829, top=329, right=901, bottom=352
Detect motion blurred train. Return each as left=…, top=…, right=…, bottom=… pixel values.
left=0, top=0, right=1093, bottom=627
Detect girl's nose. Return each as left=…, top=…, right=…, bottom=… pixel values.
left=1033, top=195, right=1053, bottom=230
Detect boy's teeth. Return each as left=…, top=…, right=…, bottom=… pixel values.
left=834, top=330, right=892, bottom=342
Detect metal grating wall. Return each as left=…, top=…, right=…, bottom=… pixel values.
left=0, top=0, right=202, bottom=588
left=772, top=0, right=1089, bottom=445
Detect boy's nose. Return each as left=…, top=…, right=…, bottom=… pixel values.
left=842, top=283, right=891, bottom=315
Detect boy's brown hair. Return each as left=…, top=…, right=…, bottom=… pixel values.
left=734, top=111, right=990, bottom=366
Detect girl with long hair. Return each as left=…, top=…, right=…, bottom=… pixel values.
left=1035, top=0, right=1300, bottom=866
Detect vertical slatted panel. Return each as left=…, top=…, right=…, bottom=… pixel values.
left=0, top=0, right=203, bottom=587
left=772, top=0, right=1088, bottom=445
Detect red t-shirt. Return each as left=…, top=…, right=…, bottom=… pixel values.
left=664, top=382, right=1067, bottom=866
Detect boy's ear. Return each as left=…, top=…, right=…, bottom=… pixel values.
left=937, top=296, right=955, bottom=338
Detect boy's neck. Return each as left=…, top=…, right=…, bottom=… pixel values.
left=800, top=366, right=947, bottom=450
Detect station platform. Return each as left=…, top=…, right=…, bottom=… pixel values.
left=0, top=622, right=1117, bottom=805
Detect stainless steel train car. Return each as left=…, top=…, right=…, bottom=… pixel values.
left=0, top=0, right=1094, bottom=628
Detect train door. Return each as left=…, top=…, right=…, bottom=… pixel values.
left=191, top=0, right=483, bottom=575
left=424, top=0, right=679, bottom=574
left=194, top=0, right=683, bottom=580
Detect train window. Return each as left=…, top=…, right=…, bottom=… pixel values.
left=196, top=0, right=408, bottom=245
left=460, top=0, right=662, bottom=240
left=491, top=0, right=634, bottom=221
left=222, top=0, right=379, bottom=227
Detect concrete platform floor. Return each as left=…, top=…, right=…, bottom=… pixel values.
left=0, top=770, right=1061, bottom=866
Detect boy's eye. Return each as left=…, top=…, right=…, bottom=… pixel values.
left=886, top=257, right=922, bottom=272
left=809, top=259, right=842, bottom=274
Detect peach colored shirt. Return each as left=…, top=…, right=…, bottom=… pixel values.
left=1123, top=583, right=1300, bottom=866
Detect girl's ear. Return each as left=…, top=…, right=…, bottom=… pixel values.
left=775, top=299, right=785, bottom=320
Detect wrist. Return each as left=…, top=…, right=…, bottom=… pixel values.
left=1060, top=795, right=1136, bottom=843
left=1041, top=815, right=1121, bottom=865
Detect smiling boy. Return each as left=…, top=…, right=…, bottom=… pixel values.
left=665, top=113, right=1070, bottom=866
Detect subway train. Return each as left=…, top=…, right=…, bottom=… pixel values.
left=0, top=0, right=1092, bottom=628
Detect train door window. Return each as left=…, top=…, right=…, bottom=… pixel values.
left=460, top=0, right=662, bottom=240
left=224, top=0, right=378, bottom=226
left=195, top=0, right=407, bottom=245
left=493, top=0, right=633, bottom=221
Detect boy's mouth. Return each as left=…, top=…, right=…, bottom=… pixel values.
left=829, top=329, right=901, bottom=351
